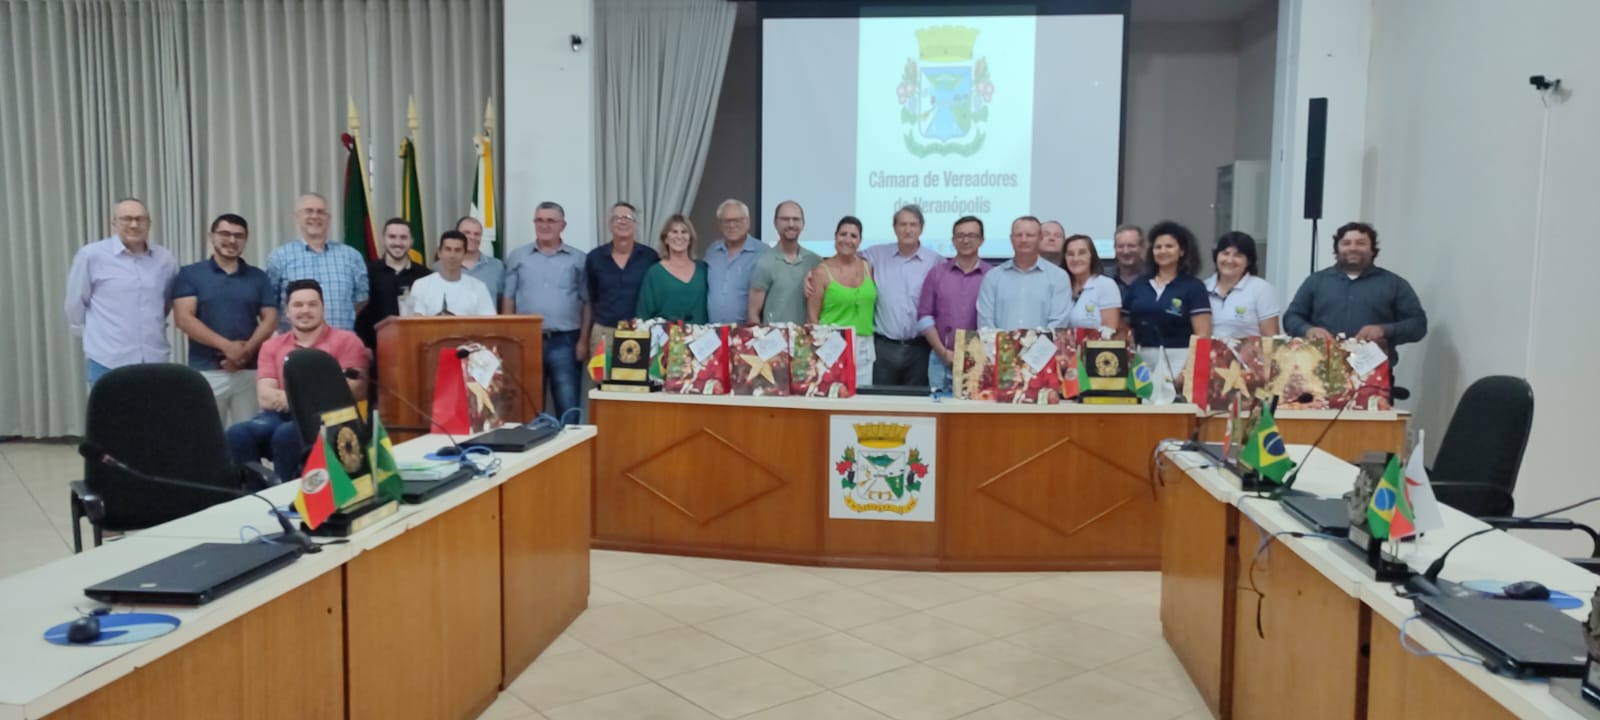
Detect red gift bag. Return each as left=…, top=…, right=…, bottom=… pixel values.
left=430, top=346, right=471, bottom=435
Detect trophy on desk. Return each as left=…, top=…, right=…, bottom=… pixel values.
left=601, top=327, right=656, bottom=393
left=1078, top=339, right=1138, bottom=404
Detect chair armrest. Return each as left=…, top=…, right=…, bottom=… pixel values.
left=70, top=480, right=105, bottom=524
left=1482, top=517, right=1600, bottom=559
left=1572, top=558, right=1600, bottom=575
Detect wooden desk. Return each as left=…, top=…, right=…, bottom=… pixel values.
left=1366, top=614, right=1515, bottom=720
left=1158, top=458, right=1237, bottom=719
left=1198, top=409, right=1408, bottom=461
left=591, top=392, right=1193, bottom=571
left=5, top=428, right=596, bottom=720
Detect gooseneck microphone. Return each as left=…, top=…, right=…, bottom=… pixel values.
left=78, top=443, right=317, bottom=554
left=1406, top=494, right=1600, bottom=596
left=347, top=367, right=474, bottom=463
left=1273, top=386, right=1409, bottom=498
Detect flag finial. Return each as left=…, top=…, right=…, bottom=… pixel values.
left=347, top=97, right=360, bottom=134
left=408, top=95, right=420, bottom=136
left=484, top=97, right=496, bottom=135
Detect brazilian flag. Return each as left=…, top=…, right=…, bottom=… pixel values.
left=1127, top=354, right=1153, bottom=400
left=369, top=412, right=404, bottom=503
left=1239, top=405, right=1295, bottom=483
left=1368, top=455, right=1414, bottom=540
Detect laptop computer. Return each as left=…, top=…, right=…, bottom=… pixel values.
left=85, top=542, right=300, bottom=606
left=1416, top=595, right=1588, bottom=678
left=1283, top=495, right=1351, bottom=536
left=402, top=466, right=476, bottom=504
left=464, top=423, right=562, bottom=453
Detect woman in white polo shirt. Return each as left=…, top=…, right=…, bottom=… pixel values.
left=1205, top=232, right=1281, bottom=338
left=1062, top=234, right=1121, bottom=332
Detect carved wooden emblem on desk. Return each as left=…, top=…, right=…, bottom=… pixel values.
left=622, top=428, right=788, bottom=525
left=829, top=416, right=937, bottom=522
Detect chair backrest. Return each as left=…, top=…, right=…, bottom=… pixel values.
left=1430, top=375, right=1534, bottom=517
left=283, top=348, right=361, bottom=446
left=84, top=364, right=239, bottom=530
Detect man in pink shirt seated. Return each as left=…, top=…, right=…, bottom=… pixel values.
left=225, top=279, right=369, bottom=484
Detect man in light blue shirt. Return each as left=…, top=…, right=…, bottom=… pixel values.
left=265, top=193, right=368, bottom=331
left=977, top=216, right=1072, bottom=330
left=64, top=198, right=179, bottom=385
left=860, top=204, right=943, bottom=386
left=502, top=201, right=590, bottom=420
left=704, top=198, right=766, bottom=324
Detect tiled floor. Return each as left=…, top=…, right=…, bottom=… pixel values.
left=0, top=441, right=1212, bottom=720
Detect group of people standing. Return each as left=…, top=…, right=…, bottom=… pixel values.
left=66, top=192, right=1429, bottom=481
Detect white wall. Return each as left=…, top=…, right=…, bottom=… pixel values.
left=503, top=0, right=599, bottom=251
left=1122, top=21, right=1239, bottom=247
left=1364, top=0, right=1600, bottom=554
left=1234, top=2, right=1277, bottom=163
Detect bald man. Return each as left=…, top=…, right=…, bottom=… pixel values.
left=65, top=198, right=179, bottom=385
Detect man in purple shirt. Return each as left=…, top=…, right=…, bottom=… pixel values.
left=64, top=198, right=179, bottom=386
left=917, top=216, right=992, bottom=392
left=859, top=204, right=943, bottom=387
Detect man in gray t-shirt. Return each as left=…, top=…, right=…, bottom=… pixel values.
left=747, top=200, right=820, bottom=324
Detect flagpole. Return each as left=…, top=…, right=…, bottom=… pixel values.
left=347, top=98, right=378, bottom=250
left=404, top=95, right=426, bottom=262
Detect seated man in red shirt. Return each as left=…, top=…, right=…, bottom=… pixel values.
left=225, top=279, right=369, bottom=483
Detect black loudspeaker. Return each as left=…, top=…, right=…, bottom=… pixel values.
left=1303, top=97, right=1328, bottom=220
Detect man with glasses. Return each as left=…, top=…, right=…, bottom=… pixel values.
left=65, top=198, right=179, bottom=386
left=585, top=202, right=659, bottom=379
left=748, top=200, right=821, bottom=324
left=503, top=201, right=589, bottom=420
left=705, top=198, right=766, bottom=324
left=265, top=192, right=369, bottom=332
left=173, top=214, right=279, bottom=424
left=917, top=216, right=992, bottom=392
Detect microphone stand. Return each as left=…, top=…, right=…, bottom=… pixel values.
left=79, top=444, right=317, bottom=554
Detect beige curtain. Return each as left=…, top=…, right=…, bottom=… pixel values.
left=595, top=0, right=734, bottom=247
left=0, top=0, right=501, bottom=438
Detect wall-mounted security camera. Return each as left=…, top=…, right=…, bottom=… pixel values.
left=1529, top=75, right=1561, bottom=91
left=570, top=34, right=583, bottom=53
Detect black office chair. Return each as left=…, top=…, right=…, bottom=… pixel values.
left=70, top=364, right=267, bottom=551
left=1428, top=375, right=1535, bottom=518
left=282, top=348, right=364, bottom=446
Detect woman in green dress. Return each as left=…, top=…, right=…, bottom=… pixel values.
left=805, top=216, right=877, bottom=387
left=635, top=214, right=708, bottom=323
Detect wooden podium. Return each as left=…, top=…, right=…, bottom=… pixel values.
left=375, top=315, right=545, bottom=442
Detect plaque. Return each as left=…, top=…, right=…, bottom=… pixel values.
left=602, top=328, right=655, bottom=391
left=320, top=407, right=373, bottom=503
left=1078, top=339, right=1137, bottom=402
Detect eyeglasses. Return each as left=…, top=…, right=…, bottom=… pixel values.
left=299, top=208, right=329, bottom=217
left=213, top=230, right=247, bottom=241
left=115, top=216, right=150, bottom=225
left=610, top=215, right=636, bottom=223
left=719, top=217, right=747, bottom=226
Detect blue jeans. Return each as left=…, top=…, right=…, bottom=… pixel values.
left=224, top=411, right=307, bottom=484
left=543, top=330, right=582, bottom=422
left=86, top=358, right=113, bottom=387
left=928, top=352, right=953, bottom=393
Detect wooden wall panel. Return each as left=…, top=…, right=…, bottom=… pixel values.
left=1366, top=614, right=1516, bottom=720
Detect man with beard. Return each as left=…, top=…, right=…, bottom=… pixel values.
left=173, top=213, right=279, bottom=424
left=748, top=200, right=821, bottom=324
left=1284, top=221, right=1427, bottom=366
left=225, top=280, right=369, bottom=483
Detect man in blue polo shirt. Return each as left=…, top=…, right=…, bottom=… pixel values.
left=173, top=213, right=279, bottom=425
left=585, top=201, right=659, bottom=385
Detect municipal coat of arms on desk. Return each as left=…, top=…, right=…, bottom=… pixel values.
left=829, top=416, right=937, bottom=523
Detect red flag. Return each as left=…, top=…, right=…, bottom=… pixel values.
left=293, top=437, right=337, bottom=530
left=430, top=347, right=471, bottom=435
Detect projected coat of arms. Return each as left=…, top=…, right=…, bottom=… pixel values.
left=829, top=416, right=937, bottom=522
left=898, top=26, right=991, bottom=157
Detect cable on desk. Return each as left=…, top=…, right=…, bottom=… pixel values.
left=1244, top=526, right=1340, bottom=640
left=1398, top=614, right=1488, bottom=668
left=239, top=525, right=266, bottom=544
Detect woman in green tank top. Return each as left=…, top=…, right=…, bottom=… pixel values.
left=806, top=216, right=876, bottom=386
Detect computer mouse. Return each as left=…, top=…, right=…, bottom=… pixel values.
left=67, top=615, right=101, bottom=644
left=1501, top=581, right=1550, bottom=600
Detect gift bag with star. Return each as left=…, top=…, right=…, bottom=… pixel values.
left=1186, top=335, right=1268, bottom=412
left=730, top=324, right=792, bottom=396
left=663, top=324, right=730, bottom=395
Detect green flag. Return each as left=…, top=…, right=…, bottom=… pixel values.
left=369, top=412, right=403, bottom=503
left=341, top=132, right=377, bottom=259
left=400, top=137, right=427, bottom=264
left=1239, top=405, right=1295, bottom=484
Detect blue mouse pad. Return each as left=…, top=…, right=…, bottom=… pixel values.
left=44, top=613, right=180, bottom=647
left=1462, top=580, right=1584, bottom=610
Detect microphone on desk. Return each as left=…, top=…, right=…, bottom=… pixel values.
left=1404, top=494, right=1600, bottom=597
left=1272, top=387, right=1409, bottom=499
left=1135, top=320, right=1186, bottom=404
left=77, top=442, right=317, bottom=554
left=349, top=367, right=480, bottom=469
